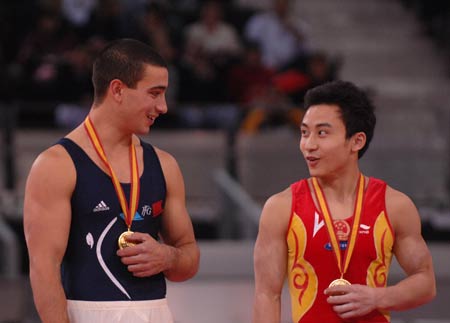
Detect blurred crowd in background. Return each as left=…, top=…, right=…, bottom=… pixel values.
left=401, top=0, right=450, bottom=61
left=0, top=0, right=449, bottom=131
left=0, top=0, right=341, bottom=132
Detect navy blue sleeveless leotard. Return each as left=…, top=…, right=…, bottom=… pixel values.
left=58, top=138, right=167, bottom=301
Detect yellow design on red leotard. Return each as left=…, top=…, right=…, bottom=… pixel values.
left=287, top=213, right=318, bottom=322
left=367, top=211, right=394, bottom=321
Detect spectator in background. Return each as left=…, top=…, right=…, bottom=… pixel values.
left=243, top=0, right=338, bottom=109
left=227, top=41, right=302, bottom=133
left=61, top=0, right=98, bottom=38
left=135, top=2, right=182, bottom=127
left=272, top=50, right=337, bottom=104
left=179, top=0, right=242, bottom=103
left=184, top=0, right=242, bottom=59
left=137, top=3, right=179, bottom=63
left=227, top=42, right=334, bottom=133
left=244, top=0, right=310, bottom=71
left=177, top=0, right=243, bottom=129
left=227, top=41, right=276, bottom=107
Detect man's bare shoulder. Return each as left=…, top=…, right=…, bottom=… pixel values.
left=34, top=143, right=72, bottom=167
left=27, top=142, right=76, bottom=190
left=385, top=184, right=419, bottom=232
left=260, top=187, right=293, bottom=229
left=152, top=146, right=181, bottom=178
left=34, top=125, right=84, bottom=167
left=264, top=187, right=292, bottom=210
left=153, top=146, right=177, bottom=166
left=385, top=185, right=416, bottom=214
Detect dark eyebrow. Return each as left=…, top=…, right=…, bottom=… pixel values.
left=301, top=122, right=332, bottom=128
left=316, top=122, right=332, bottom=128
left=148, top=86, right=167, bottom=91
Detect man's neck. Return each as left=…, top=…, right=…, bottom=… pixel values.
left=87, top=107, right=134, bottom=150
left=316, top=168, right=362, bottom=202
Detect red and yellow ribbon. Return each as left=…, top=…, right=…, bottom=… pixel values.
left=312, top=174, right=365, bottom=278
left=84, top=116, right=140, bottom=230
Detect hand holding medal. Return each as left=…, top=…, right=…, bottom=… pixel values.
left=327, top=278, right=351, bottom=296
left=118, top=231, right=136, bottom=249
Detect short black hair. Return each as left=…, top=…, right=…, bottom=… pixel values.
left=92, top=38, right=167, bottom=104
left=304, top=80, right=376, bottom=158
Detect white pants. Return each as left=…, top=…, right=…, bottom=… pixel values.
left=67, top=299, right=174, bottom=323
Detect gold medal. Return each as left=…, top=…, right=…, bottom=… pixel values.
left=328, top=278, right=351, bottom=288
left=328, top=278, right=351, bottom=295
left=118, top=230, right=136, bottom=249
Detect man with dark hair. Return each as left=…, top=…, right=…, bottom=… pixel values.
left=24, top=39, right=200, bottom=323
left=253, top=80, right=435, bottom=322
left=303, top=80, right=376, bottom=158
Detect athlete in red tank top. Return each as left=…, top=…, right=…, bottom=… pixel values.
left=287, top=177, right=393, bottom=322
left=252, top=80, right=435, bottom=323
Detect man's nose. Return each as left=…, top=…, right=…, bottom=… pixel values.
left=303, top=135, right=318, bottom=150
left=156, top=97, right=168, bottom=114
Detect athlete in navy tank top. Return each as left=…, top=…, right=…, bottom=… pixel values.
left=58, top=138, right=167, bottom=301
left=24, top=39, right=199, bottom=323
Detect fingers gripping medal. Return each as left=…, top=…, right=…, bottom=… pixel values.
left=312, top=174, right=365, bottom=295
left=328, top=278, right=351, bottom=296
left=84, top=117, right=140, bottom=251
left=118, top=230, right=136, bottom=249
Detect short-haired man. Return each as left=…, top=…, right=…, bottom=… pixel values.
left=24, top=39, right=200, bottom=323
left=253, top=80, right=435, bottom=322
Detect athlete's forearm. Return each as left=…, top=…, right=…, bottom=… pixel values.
left=253, top=293, right=281, bottom=323
left=30, top=266, right=69, bottom=323
left=163, top=241, right=199, bottom=282
left=378, top=270, right=436, bottom=311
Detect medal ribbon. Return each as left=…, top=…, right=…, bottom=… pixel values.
left=312, top=173, right=364, bottom=278
left=84, top=116, right=140, bottom=230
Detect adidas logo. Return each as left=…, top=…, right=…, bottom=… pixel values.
left=93, top=201, right=110, bottom=212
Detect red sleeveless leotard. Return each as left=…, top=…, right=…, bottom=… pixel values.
left=287, top=177, right=394, bottom=323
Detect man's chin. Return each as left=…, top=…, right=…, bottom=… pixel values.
left=308, top=168, right=321, bottom=178
left=136, top=126, right=152, bottom=135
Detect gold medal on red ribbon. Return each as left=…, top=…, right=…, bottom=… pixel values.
left=328, top=278, right=351, bottom=295
left=84, top=116, right=140, bottom=250
left=312, top=174, right=365, bottom=292
left=118, top=230, right=136, bottom=249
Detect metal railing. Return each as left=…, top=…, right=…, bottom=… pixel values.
left=0, top=103, right=20, bottom=278
left=0, top=215, right=20, bottom=278
left=213, top=168, right=261, bottom=239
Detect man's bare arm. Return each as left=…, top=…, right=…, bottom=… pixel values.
left=158, top=149, right=199, bottom=281
left=24, top=146, right=74, bottom=323
left=253, top=190, right=291, bottom=323
left=379, top=187, right=436, bottom=310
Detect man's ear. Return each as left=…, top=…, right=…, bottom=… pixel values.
left=110, top=79, right=124, bottom=102
left=352, top=132, right=366, bottom=153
